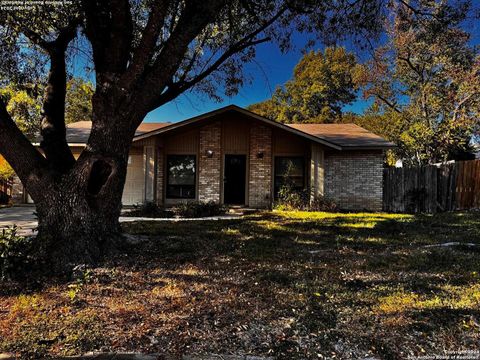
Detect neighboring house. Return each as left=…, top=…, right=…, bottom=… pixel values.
left=16, top=105, right=394, bottom=210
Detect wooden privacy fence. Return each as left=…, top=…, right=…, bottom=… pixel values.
left=383, top=159, right=480, bottom=213
left=0, top=179, right=12, bottom=204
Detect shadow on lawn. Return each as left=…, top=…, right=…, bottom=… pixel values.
left=122, top=212, right=480, bottom=296
left=2, top=211, right=480, bottom=359
left=2, top=211, right=479, bottom=294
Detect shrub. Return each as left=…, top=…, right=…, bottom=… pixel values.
left=309, top=195, right=338, bottom=212
left=275, top=185, right=337, bottom=212
left=173, top=201, right=227, bottom=218
left=124, top=201, right=168, bottom=218
left=0, top=225, right=33, bottom=279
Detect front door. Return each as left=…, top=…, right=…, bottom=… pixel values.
left=224, top=155, right=246, bottom=205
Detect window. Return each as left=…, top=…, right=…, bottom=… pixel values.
left=274, top=156, right=305, bottom=198
left=166, top=155, right=196, bottom=199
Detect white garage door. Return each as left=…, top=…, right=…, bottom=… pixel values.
left=122, top=154, right=145, bottom=205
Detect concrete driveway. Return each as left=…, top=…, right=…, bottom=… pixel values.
left=0, top=206, right=38, bottom=236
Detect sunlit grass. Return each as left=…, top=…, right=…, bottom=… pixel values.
left=376, top=284, right=480, bottom=314
left=273, top=210, right=414, bottom=228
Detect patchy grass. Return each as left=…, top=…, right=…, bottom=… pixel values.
left=1, top=211, right=480, bottom=359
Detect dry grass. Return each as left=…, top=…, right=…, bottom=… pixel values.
left=1, top=211, right=480, bottom=359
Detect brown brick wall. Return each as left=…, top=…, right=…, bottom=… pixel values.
left=324, top=150, right=384, bottom=211
left=248, top=123, right=272, bottom=208
left=198, top=122, right=222, bottom=203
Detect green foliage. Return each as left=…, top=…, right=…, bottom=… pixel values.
left=173, top=201, right=227, bottom=218
left=124, top=201, right=228, bottom=218
left=65, top=78, right=94, bottom=124
left=275, top=185, right=338, bottom=212
left=248, top=47, right=360, bottom=123
left=0, top=226, right=32, bottom=279
left=0, top=78, right=94, bottom=140
left=67, top=266, right=92, bottom=304
left=0, top=85, right=42, bottom=139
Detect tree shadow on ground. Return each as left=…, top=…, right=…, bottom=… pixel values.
left=1, top=211, right=480, bottom=359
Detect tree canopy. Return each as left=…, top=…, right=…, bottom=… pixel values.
left=356, top=0, right=480, bottom=165
left=0, top=77, right=93, bottom=140
left=248, top=47, right=360, bottom=123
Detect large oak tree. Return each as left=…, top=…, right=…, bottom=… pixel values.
left=0, top=0, right=436, bottom=272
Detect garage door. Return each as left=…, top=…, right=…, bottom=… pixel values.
left=122, top=154, right=145, bottom=205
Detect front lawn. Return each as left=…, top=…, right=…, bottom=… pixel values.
left=1, top=211, right=480, bottom=359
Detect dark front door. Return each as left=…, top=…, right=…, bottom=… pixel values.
left=224, top=155, right=246, bottom=205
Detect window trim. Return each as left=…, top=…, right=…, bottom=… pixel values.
left=166, top=154, right=196, bottom=199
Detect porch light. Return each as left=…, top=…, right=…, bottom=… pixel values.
left=256, top=151, right=264, bottom=159
left=206, top=150, right=214, bottom=158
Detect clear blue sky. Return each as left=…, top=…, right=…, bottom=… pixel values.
left=137, top=14, right=479, bottom=124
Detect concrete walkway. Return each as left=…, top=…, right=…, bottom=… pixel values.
left=0, top=206, right=242, bottom=236
left=0, top=206, right=38, bottom=236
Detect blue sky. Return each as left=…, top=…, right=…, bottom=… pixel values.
left=144, top=32, right=375, bottom=123
left=66, top=4, right=479, bottom=125
left=140, top=8, right=480, bottom=124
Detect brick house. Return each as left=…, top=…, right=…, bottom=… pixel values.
left=17, top=105, right=394, bottom=210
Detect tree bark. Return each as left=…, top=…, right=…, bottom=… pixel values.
left=31, top=101, right=137, bottom=273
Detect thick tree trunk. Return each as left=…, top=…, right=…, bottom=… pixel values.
left=30, top=103, right=139, bottom=274
left=35, top=185, right=122, bottom=272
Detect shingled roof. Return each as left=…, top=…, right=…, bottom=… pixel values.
left=62, top=121, right=170, bottom=144
left=287, top=123, right=394, bottom=149
left=51, top=105, right=394, bottom=150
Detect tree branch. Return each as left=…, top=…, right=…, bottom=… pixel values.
left=398, top=54, right=424, bottom=81
left=39, top=19, right=81, bottom=172
left=154, top=37, right=271, bottom=108
left=136, top=0, right=227, bottom=115
left=0, top=98, right=47, bottom=198
left=140, top=4, right=286, bottom=113
left=5, top=15, right=81, bottom=171
left=108, top=0, right=133, bottom=73
left=452, top=91, right=479, bottom=122
left=374, top=93, right=403, bottom=113
left=397, top=0, right=436, bottom=18
left=120, top=1, right=171, bottom=88
left=82, top=0, right=133, bottom=76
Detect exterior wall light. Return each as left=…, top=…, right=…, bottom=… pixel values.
left=257, top=151, right=264, bottom=159
left=206, top=150, right=214, bottom=158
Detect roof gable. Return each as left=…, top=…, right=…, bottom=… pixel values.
left=133, top=105, right=342, bottom=150
left=54, top=105, right=394, bottom=150
left=133, top=105, right=394, bottom=150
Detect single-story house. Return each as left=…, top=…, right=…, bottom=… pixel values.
left=16, top=105, right=395, bottom=210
